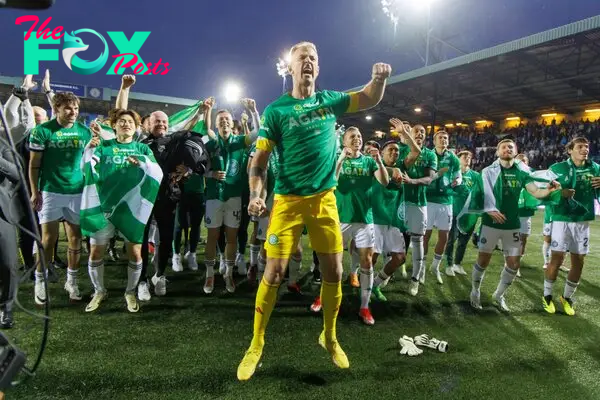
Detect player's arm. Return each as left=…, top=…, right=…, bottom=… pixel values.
left=335, top=148, right=350, bottom=180
left=249, top=148, right=270, bottom=204
left=41, top=69, right=55, bottom=118
left=115, top=75, right=135, bottom=110
left=525, top=181, right=560, bottom=199
left=404, top=167, right=435, bottom=186
left=371, top=149, right=390, bottom=186
left=243, top=98, right=260, bottom=146
left=347, top=63, right=392, bottom=113
left=390, top=118, right=421, bottom=168
left=451, top=157, right=462, bottom=187
left=28, top=151, right=43, bottom=210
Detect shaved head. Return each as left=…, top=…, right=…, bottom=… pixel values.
left=32, top=106, right=48, bottom=125
left=150, top=110, right=168, bottom=137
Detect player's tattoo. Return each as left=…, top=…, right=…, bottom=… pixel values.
left=249, top=166, right=266, bottom=178
left=250, top=190, right=261, bottom=199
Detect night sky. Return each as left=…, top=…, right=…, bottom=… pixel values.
left=1, top=0, right=600, bottom=110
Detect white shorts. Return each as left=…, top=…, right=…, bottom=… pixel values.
left=406, top=204, right=427, bottom=235
left=89, top=222, right=127, bottom=246
left=373, top=225, right=405, bottom=255
left=426, top=203, right=452, bottom=231
left=519, top=217, right=532, bottom=235
left=38, top=192, right=81, bottom=225
left=205, top=197, right=242, bottom=229
left=550, top=221, right=590, bottom=255
left=542, top=223, right=552, bottom=237
left=341, top=223, right=375, bottom=249
left=478, top=225, right=521, bottom=257
left=256, top=194, right=274, bottom=241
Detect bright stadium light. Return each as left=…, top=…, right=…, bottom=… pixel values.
left=585, top=108, right=600, bottom=113
left=365, top=115, right=373, bottom=121
left=542, top=113, right=557, bottom=117
left=476, top=120, right=487, bottom=124
left=414, top=107, right=422, bottom=113
left=223, top=81, right=242, bottom=103
left=506, top=117, right=520, bottom=121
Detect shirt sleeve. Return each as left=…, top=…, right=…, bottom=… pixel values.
left=427, top=150, right=438, bottom=171
left=323, top=90, right=352, bottom=117
left=28, top=125, right=48, bottom=151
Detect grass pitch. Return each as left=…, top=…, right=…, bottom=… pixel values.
left=7, top=212, right=600, bottom=399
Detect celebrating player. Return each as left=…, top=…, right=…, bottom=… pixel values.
left=470, top=139, right=559, bottom=312
left=29, top=92, right=92, bottom=305
left=237, top=41, right=391, bottom=380
left=542, top=137, right=600, bottom=315
left=423, top=130, right=461, bottom=284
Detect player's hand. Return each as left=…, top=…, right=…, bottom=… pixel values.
left=401, top=172, right=414, bottom=185
left=127, top=156, right=141, bottom=167
left=203, top=96, right=216, bottom=110
left=486, top=211, right=507, bottom=224
left=241, top=112, right=249, bottom=124
left=121, top=74, right=136, bottom=89
left=390, top=168, right=403, bottom=183
left=451, top=177, right=460, bottom=188
left=42, top=69, right=51, bottom=92
left=241, top=98, right=257, bottom=113
left=211, top=170, right=226, bottom=181
left=591, top=177, right=600, bottom=189
left=21, top=74, right=37, bottom=91
left=561, top=188, right=575, bottom=198
left=30, top=192, right=42, bottom=212
left=372, top=63, right=392, bottom=83
left=170, top=164, right=191, bottom=182
left=248, top=197, right=267, bottom=217
left=368, top=147, right=382, bottom=163
left=338, top=148, right=352, bottom=162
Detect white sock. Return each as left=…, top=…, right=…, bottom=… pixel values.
left=411, top=236, right=424, bottom=280
left=88, top=259, right=105, bottom=293
left=542, top=242, right=550, bottom=264
left=35, top=270, right=45, bottom=282
left=67, top=267, right=78, bottom=285
left=373, top=270, right=389, bottom=288
left=205, top=259, right=215, bottom=278
left=360, top=268, right=373, bottom=309
left=351, top=250, right=360, bottom=274
left=431, top=253, right=443, bottom=272
left=126, top=261, right=142, bottom=293
left=471, top=263, right=485, bottom=293
left=288, top=256, right=301, bottom=285
left=564, top=279, right=579, bottom=299
left=495, top=266, right=518, bottom=297
left=225, top=260, right=235, bottom=278
left=543, top=278, right=555, bottom=297
left=250, top=244, right=260, bottom=266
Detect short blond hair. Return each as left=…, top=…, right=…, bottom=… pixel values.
left=289, top=42, right=317, bottom=59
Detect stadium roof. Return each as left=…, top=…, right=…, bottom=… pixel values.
left=340, top=15, right=600, bottom=132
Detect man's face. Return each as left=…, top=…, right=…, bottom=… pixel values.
left=289, top=45, right=319, bottom=87
left=56, top=102, right=79, bottom=124
left=33, top=107, right=47, bottom=125
left=150, top=111, right=168, bottom=137
left=383, top=144, right=399, bottom=166
left=460, top=154, right=472, bottom=168
left=569, top=142, right=589, bottom=163
left=114, top=114, right=136, bottom=139
left=142, top=118, right=151, bottom=133
left=344, top=129, right=363, bottom=151
left=435, top=133, right=449, bottom=148
left=411, top=125, right=426, bottom=145
left=498, top=142, right=516, bottom=161
left=216, top=111, right=234, bottom=136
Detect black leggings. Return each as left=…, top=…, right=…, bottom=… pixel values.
left=141, top=196, right=177, bottom=279
left=173, top=192, right=204, bottom=254
left=0, top=217, right=18, bottom=311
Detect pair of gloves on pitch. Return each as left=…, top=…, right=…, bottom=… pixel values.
left=399, top=334, right=448, bottom=356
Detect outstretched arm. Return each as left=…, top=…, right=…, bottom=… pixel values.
left=349, top=63, right=392, bottom=112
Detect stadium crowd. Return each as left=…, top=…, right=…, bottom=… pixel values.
left=1, top=42, right=600, bottom=381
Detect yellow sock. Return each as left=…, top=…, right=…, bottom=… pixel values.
left=251, top=278, right=280, bottom=348
left=321, top=280, right=342, bottom=341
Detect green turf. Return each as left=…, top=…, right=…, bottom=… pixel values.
left=6, top=213, right=600, bottom=399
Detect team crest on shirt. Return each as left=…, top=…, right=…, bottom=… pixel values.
left=228, top=159, right=240, bottom=176
left=268, top=234, right=279, bottom=245
left=293, top=104, right=303, bottom=112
